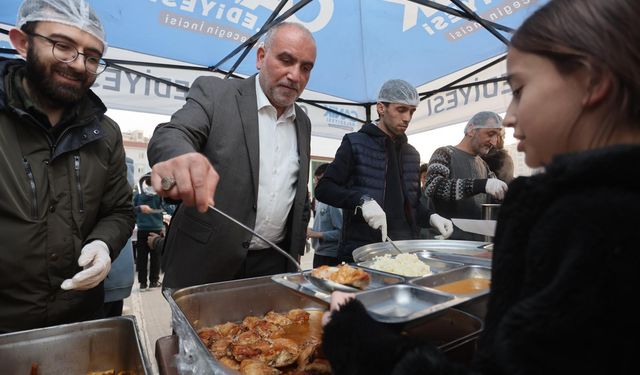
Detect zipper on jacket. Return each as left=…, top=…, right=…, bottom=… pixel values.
left=74, top=154, right=84, bottom=212
left=22, top=158, right=38, bottom=219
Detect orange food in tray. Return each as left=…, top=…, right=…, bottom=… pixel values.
left=198, top=309, right=331, bottom=374
left=310, top=263, right=370, bottom=289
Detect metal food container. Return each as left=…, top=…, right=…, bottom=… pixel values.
left=411, top=266, right=492, bottom=298
left=404, top=308, right=483, bottom=366
left=353, top=239, right=492, bottom=267
left=354, top=284, right=459, bottom=324
left=357, top=253, right=465, bottom=279
left=166, top=275, right=486, bottom=374
left=411, top=266, right=492, bottom=320
left=0, top=315, right=151, bottom=375
left=271, top=267, right=405, bottom=303
left=164, top=276, right=327, bottom=374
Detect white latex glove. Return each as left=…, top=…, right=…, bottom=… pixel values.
left=429, top=214, right=454, bottom=239
left=61, top=240, right=112, bottom=291
left=360, top=199, right=387, bottom=242
left=485, top=178, right=508, bottom=200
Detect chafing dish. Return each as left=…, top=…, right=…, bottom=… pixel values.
left=353, top=239, right=493, bottom=267
left=165, top=275, right=485, bottom=374
left=0, top=315, right=151, bottom=375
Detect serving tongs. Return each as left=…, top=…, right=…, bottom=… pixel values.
left=207, top=204, right=358, bottom=293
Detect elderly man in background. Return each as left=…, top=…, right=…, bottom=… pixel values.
left=0, top=0, right=134, bottom=332
left=147, top=22, right=316, bottom=289
left=425, top=111, right=508, bottom=241
left=315, top=79, right=453, bottom=263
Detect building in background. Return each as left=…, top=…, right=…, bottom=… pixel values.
left=123, top=130, right=150, bottom=185
left=504, top=143, right=532, bottom=177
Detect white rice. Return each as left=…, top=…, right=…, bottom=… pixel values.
left=369, top=253, right=431, bottom=277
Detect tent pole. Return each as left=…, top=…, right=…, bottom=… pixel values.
left=448, top=0, right=510, bottom=45
left=224, top=0, right=290, bottom=79
left=420, top=55, right=506, bottom=100
left=408, top=0, right=514, bottom=34
left=208, top=0, right=313, bottom=73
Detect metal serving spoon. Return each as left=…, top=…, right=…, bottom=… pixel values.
left=207, top=204, right=358, bottom=293
left=384, top=235, right=403, bottom=255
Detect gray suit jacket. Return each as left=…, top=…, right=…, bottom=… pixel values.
left=147, top=75, right=311, bottom=288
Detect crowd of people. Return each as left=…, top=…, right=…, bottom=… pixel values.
left=1, top=0, right=639, bottom=373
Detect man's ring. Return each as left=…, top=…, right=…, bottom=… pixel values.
left=161, top=176, right=176, bottom=191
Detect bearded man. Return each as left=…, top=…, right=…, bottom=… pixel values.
left=425, top=111, right=508, bottom=241
left=0, top=0, right=134, bottom=332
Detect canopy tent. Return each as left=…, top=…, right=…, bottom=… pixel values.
left=0, top=0, right=548, bottom=139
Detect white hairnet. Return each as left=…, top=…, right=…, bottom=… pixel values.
left=16, top=0, right=107, bottom=51
left=377, top=79, right=420, bottom=107
left=464, top=111, right=503, bottom=133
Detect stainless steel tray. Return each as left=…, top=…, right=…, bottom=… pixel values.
left=355, top=284, right=462, bottom=324
left=353, top=240, right=493, bottom=267
left=410, top=266, right=492, bottom=299
left=165, top=276, right=328, bottom=375
left=357, top=253, right=465, bottom=279
left=0, top=316, right=151, bottom=375
left=270, top=267, right=405, bottom=303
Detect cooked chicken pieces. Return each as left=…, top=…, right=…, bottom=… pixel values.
left=214, top=321, right=243, bottom=337
left=209, top=337, right=232, bottom=358
left=296, top=337, right=321, bottom=369
left=240, top=359, right=282, bottom=375
left=310, top=264, right=370, bottom=289
left=218, top=356, right=240, bottom=371
left=266, top=338, right=300, bottom=367
left=265, top=311, right=293, bottom=326
left=252, top=320, right=286, bottom=339
left=198, top=309, right=325, bottom=374
left=287, top=309, right=310, bottom=324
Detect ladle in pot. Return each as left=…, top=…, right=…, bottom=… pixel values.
left=207, top=205, right=358, bottom=293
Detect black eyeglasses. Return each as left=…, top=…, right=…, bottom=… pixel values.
left=27, top=32, right=107, bottom=75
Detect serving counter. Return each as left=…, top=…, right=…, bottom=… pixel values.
left=0, top=315, right=151, bottom=375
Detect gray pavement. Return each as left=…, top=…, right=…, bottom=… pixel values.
left=124, top=249, right=315, bottom=374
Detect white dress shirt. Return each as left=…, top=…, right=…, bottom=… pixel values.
left=249, top=75, right=300, bottom=249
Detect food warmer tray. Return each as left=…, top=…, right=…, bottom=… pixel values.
left=165, top=276, right=484, bottom=374
left=270, top=266, right=405, bottom=303
left=164, top=276, right=327, bottom=375
left=0, top=315, right=151, bottom=375
left=352, top=239, right=493, bottom=267
left=357, top=253, right=465, bottom=280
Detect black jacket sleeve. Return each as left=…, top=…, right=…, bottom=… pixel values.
left=322, top=299, right=472, bottom=375
left=315, top=136, right=363, bottom=209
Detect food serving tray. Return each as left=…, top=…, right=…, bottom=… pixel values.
left=165, top=276, right=328, bottom=375
left=410, top=266, right=492, bottom=299
left=353, top=240, right=493, bottom=268
left=357, top=253, right=465, bottom=279
left=355, top=284, right=462, bottom=324
left=165, top=276, right=485, bottom=373
left=270, top=266, right=405, bottom=303
left=0, top=316, right=151, bottom=375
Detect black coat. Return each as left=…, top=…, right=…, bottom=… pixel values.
left=0, top=59, right=134, bottom=332
left=323, top=145, right=640, bottom=374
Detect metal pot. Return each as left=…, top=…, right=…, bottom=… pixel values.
left=352, top=239, right=492, bottom=266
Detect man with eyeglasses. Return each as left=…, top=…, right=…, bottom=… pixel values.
left=0, top=0, right=134, bottom=333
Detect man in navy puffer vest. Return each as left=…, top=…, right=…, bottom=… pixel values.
left=315, top=80, right=453, bottom=263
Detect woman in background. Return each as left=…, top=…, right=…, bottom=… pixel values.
left=321, top=0, right=640, bottom=374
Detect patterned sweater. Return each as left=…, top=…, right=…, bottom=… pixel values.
left=425, top=146, right=493, bottom=240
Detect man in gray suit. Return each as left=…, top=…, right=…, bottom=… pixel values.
left=147, top=22, right=316, bottom=288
